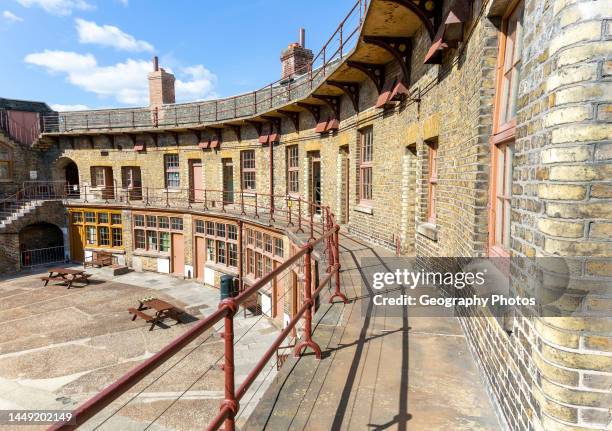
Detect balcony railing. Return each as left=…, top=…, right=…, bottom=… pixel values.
left=40, top=0, right=367, bottom=134
left=45, top=184, right=347, bottom=431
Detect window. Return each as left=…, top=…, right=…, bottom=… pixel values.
left=133, top=213, right=182, bottom=253
left=121, top=166, right=142, bottom=189
left=359, top=127, right=373, bottom=203
left=286, top=145, right=299, bottom=194
left=241, top=150, right=256, bottom=190
left=70, top=209, right=123, bottom=250
left=194, top=218, right=239, bottom=269
left=0, top=144, right=12, bottom=180
left=91, top=166, right=112, bottom=187
left=494, top=1, right=524, bottom=136
left=427, top=140, right=438, bottom=224
left=245, top=226, right=285, bottom=280
left=489, top=1, right=523, bottom=256
left=164, top=154, right=180, bottom=189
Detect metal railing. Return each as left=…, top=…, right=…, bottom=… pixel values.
left=0, top=109, right=41, bottom=146
left=20, top=245, right=65, bottom=268
left=49, top=186, right=347, bottom=431
left=40, top=0, right=367, bottom=134
left=0, top=181, right=67, bottom=221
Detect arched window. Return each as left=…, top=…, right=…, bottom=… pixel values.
left=0, top=143, right=12, bottom=180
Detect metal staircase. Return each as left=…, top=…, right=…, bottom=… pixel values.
left=0, top=182, right=67, bottom=229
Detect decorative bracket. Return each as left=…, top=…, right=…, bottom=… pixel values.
left=327, top=81, right=360, bottom=112
left=277, top=110, right=300, bottom=133
left=227, top=124, right=241, bottom=142
left=363, top=36, right=412, bottom=86
left=147, top=133, right=159, bottom=147
left=383, top=0, right=438, bottom=39
left=346, top=61, right=386, bottom=95
left=311, top=95, right=341, bottom=118
left=297, top=102, right=321, bottom=124
left=69, top=136, right=76, bottom=149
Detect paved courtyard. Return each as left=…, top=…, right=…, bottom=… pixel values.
left=0, top=267, right=279, bottom=430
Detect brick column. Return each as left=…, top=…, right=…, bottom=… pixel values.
left=515, top=0, right=612, bottom=429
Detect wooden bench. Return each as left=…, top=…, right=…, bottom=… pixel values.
left=40, top=276, right=67, bottom=284
left=84, top=251, right=113, bottom=268
left=128, top=307, right=157, bottom=330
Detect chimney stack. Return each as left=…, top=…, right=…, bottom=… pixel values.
left=148, top=56, right=175, bottom=108
left=281, top=29, right=313, bottom=81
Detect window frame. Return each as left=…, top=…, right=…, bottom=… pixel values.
left=193, top=217, right=239, bottom=269
left=164, top=154, right=180, bottom=189
left=426, top=140, right=438, bottom=225
left=491, top=0, right=524, bottom=143
left=241, top=150, right=256, bottom=191
left=286, top=145, right=300, bottom=195
left=489, top=0, right=523, bottom=257
left=244, top=225, right=284, bottom=281
left=133, top=212, right=183, bottom=254
left=0, top=143, right=12, bottom=181
left=358, top=127, right=373, bottom=205
left=69, top=208, right=123, bottom=250
left=90, top=166, right=112, bottom=188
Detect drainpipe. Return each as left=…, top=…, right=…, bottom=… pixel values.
left=269, top=140, right=274, bottom=219
left=238, top=220, right=243, bottom=292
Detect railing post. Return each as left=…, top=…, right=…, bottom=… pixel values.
left=204, top=189, right=208, bottom=210
left=241, top=190, right=245, bottom=215
left=145, top=187, right=150, bottom=206
left=215, top=100, right=219, bottom=122
left=309, top=203, right=315, bottom=241
left=340, top=26, right=344, bottom=58
left=297, top=196, right=303, bottom=233
left=294, top=245, right=321, bottom=359
left=287, top=196, right=293, bottom=227
left=329, top=225, right=348, bottom=304
left=198, top=105, right=201, bottom=123
left=269, top=84, right=273, bottom=109
left=323, top=47, right=326, bottom=76
left=233, top=97, right=237, bottom=118
left=222, top=191, right=226, bottom=212
left=253, top=90, right=257, bottom=115
left=175, top=107, right=178, bottom=126
left=165, top=188, right=169, bottom=207
left=219, top=300, right=239, bottom=431
left=254, top=193, right=259, bottom=218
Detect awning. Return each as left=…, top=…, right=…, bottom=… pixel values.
left=375, top=77, right=409, bottom=108
left=198, top=140, right=210, bottom=149
left=133, top=143, right=145, bottom=152
left=423, top=0, right=470, bottom=64
left=315, top=117, right=339, bottom=133
left=209, top=139, right=220, bottom=149
left=269, top=132, right=280, bottom=143
left=258, top=134, right=270, bottom=144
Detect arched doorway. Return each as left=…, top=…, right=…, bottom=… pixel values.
left=53, top=157, right=80, bottom=198
left=19, top=222, right=65, bottom=267
left=65, top=161, right=79, bottom=197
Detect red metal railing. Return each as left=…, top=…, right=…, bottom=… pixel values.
left=47, top=184, right=347, bottom=431
left=0, top=109, right=41, bottom=146
left=0, top=181, right=67, bottom=221
left=40, top=0, right=368, bottom=133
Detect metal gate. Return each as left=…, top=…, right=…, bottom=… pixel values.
left=20, top=246, right=66, bottom=268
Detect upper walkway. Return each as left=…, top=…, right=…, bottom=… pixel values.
left=247, top=233, right=503, bottom=430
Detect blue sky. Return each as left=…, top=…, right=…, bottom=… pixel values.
left=0, top=0, right=353, bottom=111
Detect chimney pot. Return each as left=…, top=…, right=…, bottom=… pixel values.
left=153, top=56, right=159, bottom=72
left=299, top=28, right=305, bottom=48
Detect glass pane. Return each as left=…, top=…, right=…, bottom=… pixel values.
left=98, top=227, right=110, bottom=246
left=98, top=213, right=109, bottom=224
left=207, top=239, right=215, bottom=261
left=147, top=231, right=158, bottom=251
left=85, top=212, right=96, bottom=223
left=86, top=226, right=96, bottom=244
left=159, top=216, right=169, bottom=229
left=160, top=232, right=170, bottom=252
left=505, top=146, right=514, bottom=196
left=112, top=228, right=123, bottom=247
left=495, top=197, right=504, bottom=245
left=111, top=214, right=122, bottom=225
left=503, top=200, right=511, bottom=248
left=146, top=216, right=157, bottom=228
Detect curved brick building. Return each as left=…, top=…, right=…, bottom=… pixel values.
left=0, top=0, right=610, bottom=429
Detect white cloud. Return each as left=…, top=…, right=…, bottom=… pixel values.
left=16, top=0, right=93, bottom=16
left=176, top=65, right=218, bottom=101
left=51, top=103, right=90, bottom=111
left=75, top=18, right=153, bottom=53
left=3, top=10, right=24, bottom=22
left=25, top=50, right=218, bottom=106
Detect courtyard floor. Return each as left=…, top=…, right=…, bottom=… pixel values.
left=0, top=267, right=279, bottom=431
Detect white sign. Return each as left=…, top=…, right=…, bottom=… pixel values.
left=29, top=171, right=38, bottom=180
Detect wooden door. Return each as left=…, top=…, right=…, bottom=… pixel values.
left=171, top=233, right=184, bottom=276
left=70, top=225, right=85, bottom=262
left=195, top=236, right=205, bottom=280
left=102, top=167, right=115, bottom=200
left=309, top=152, right=321, bottom=215
left=222, top=159, right=234, bottom=203
left=189, top=160, right=204, bottom=202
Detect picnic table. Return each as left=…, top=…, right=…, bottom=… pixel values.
left=40, top=267, right=92, bottom=289
left=128, top=298, right=185, bottom=331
